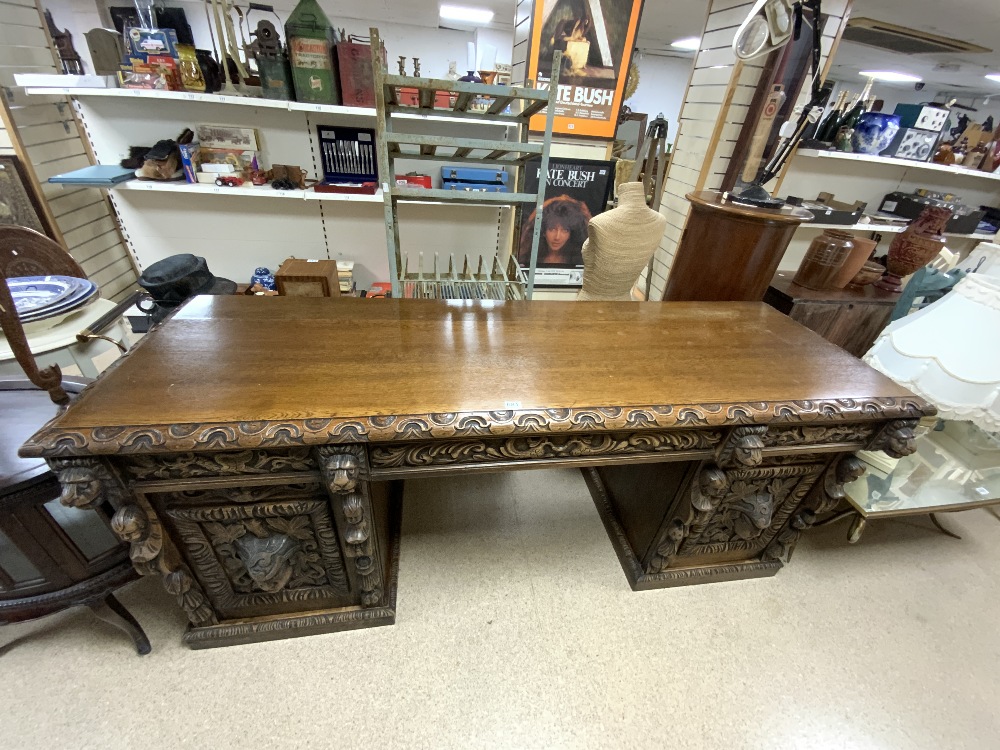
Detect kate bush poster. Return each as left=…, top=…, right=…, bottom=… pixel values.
left=526, top=0, right=644, bottom=137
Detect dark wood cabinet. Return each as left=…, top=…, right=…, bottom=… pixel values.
left=764, top=272, right=899, bottom=357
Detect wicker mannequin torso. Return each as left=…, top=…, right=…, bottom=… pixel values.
left=577, top=182, right=667, bottom=301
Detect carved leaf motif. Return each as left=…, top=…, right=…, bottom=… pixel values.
left=204, top=522, right=246, bottom=545
left=267, top=515, right=313, bottom=540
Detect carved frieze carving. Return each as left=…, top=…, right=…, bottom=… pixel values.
left=716, top=426, right=768, bottom=468
left=21, top=397, right=931, bottom=458
left=49, top=457, right=128, bottom=510
left=120, top=448, right=316, bottom=481
left=157, top=483, right=322, bottom=506
left=370, top=430, right=722, bottom=469
left=868, top=419, right=919, bottom=459
left=316, top=446, right=384, bottom=608
left=764, top=423, right=875, bottom=447
left=165, top=499, right=349, bottom=608
left=108, top=498, right=218, bottom=626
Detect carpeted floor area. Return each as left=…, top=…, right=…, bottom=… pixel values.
left=2, top=468, right=998, bottom=749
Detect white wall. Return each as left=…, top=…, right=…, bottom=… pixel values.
left=43, top=1, right=509, bottom=82
left=624, top=50, right=692, bottom=139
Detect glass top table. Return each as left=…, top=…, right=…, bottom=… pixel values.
left=841, top=420, right=1000, bottom=542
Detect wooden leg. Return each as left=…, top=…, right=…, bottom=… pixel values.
left=88, top=593, right=152, bottom=655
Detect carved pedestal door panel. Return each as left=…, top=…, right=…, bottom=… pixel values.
left=674, top=463, right=824, bottom=565
left=151, top=482, right=352, bottom=620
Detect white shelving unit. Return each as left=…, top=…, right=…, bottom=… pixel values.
left=113, top=180, right=384, bottom=202
left=31, top=86, right=515, bottom=289
left=796, top=148, right=1000, bottom=184
left=777, top=146, right=1000, bottom=273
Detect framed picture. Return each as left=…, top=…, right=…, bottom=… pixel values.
left=0, top=155, right=54, bottom=237
left=517, top=157, right=615, bottom=284
left=526, top=0, right=644, bottom=138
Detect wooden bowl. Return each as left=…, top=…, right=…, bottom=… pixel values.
left=847, top=261, right=886, bottom=289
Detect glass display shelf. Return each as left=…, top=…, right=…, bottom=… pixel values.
left=841, top=421, right=1000, bottom=541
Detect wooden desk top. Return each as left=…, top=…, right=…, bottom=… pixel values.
left=21, top=297, right=931, bottom=457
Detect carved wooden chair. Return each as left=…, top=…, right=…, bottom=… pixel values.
left=0, top=275, right=150, bottom=654
left=0, top=226, right=138, bottom=378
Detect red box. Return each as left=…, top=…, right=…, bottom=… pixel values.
left=395, top=173, right=431, bottom=189
left=314, top=181, right=378, bottom=195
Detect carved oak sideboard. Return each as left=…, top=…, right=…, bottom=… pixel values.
left=20, top=297, right=932, bottom=648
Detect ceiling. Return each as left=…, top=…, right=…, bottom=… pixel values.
left=826, top=0, right=1000, bottom=100
left=329, top=0, right=1000, bottom=98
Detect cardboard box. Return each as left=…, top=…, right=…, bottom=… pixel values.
left=275, top=258, right=341, bottom=297
left=178, top=142, right=200, bottom=184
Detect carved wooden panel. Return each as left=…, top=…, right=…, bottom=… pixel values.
left=156, top=494, right=352, bottom=619
left=369, top=429, right=723, bottom=469
left=120, top=448, right=317, bottom=481
left=648, top=461, right=825, bottom=572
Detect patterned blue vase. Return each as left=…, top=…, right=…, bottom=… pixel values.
left=250, top=267, right=275, bottom=290
left=851, top=113, right=901, bottom=155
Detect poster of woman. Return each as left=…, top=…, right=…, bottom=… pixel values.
left=517, top=157, right=614, bottom=282
left=527, top=0, right=644, bottom=138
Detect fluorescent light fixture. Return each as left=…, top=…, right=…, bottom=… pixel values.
left=859, top=70, right=922, bottom=83
left=987, top=74, right=1000, bottom=84
left=670, top=37, right=701, bottom=50
left=440, top=4, right=494, bottom=24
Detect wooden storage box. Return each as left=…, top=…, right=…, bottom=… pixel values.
left=275, top=259, right=342, bottom=297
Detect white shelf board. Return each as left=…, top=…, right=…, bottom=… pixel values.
left=111, top=179, right=383, bottom=202
left=25, top=86, right=504, bottom=125
left=800, top=221, right=995, bottom=241
left=796, top=148, right=1000, bottom=184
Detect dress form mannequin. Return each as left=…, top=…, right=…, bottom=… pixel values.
left=577, top=182, right=667, bottom=301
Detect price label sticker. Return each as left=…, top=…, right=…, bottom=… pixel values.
left=504, top=401, right=522, bottom=409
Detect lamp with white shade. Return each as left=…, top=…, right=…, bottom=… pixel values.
left=864, top=273, right=1000, bottom=434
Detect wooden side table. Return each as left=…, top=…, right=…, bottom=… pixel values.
left=764, top=271, right=900, bottom=357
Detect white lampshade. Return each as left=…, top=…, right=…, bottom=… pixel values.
left=967, top=242, right=1000, bottom=278
left=864, top=273, right=1000, bottom=433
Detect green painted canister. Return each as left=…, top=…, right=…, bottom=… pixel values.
left=285, top=0, right=341, bottom=104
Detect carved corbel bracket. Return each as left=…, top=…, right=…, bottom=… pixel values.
left=868, top=419, right=919, bottom=459
left=808, top=454, right=867, bottom=518
left=762, top=511, right=811, bottom=563
left=649, top=465, right=729, bottom=573
left=716, top=425, right=768, bottom=468
left=49, top=456, right=129, bottom=510
left=110, top=497, right=218, bottom=626
left=316, top=445, right=384, bottom=608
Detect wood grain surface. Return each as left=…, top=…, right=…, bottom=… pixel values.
left=51, top=296, right=917, bottom=429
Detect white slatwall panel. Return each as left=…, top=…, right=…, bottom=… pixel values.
left=0, top=0, right=137, bottom=301
left=646, top=0, right=851, bottom=300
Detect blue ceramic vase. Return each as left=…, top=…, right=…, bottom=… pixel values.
left=250, top=267, right=275, bottom=290
left=851, top=112, right=901, bottom=155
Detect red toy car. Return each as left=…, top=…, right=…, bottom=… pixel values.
left=214, top=176, right=244, bottom=187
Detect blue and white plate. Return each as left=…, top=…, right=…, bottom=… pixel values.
left=19, top=279, right=98, bottom=322
left=8, top=276, right=76, bottom=314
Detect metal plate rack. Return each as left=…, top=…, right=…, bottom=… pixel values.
left=400, top=252, right=527, bottom=300
left=369, top=27, right=560, bottom=299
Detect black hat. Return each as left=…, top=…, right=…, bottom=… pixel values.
left=138, top=254, right=236, bottom=322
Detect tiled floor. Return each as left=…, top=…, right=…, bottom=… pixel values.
left=2, top=468, right=998, bottom=749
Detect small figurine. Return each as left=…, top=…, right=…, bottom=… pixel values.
left=446, top=61, right=459, bottom=81
left=397, top=55, right=407, bottom=75
left=413, top=57, right=421, bottom=77
left=250, top=267, right=276, bottom=291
